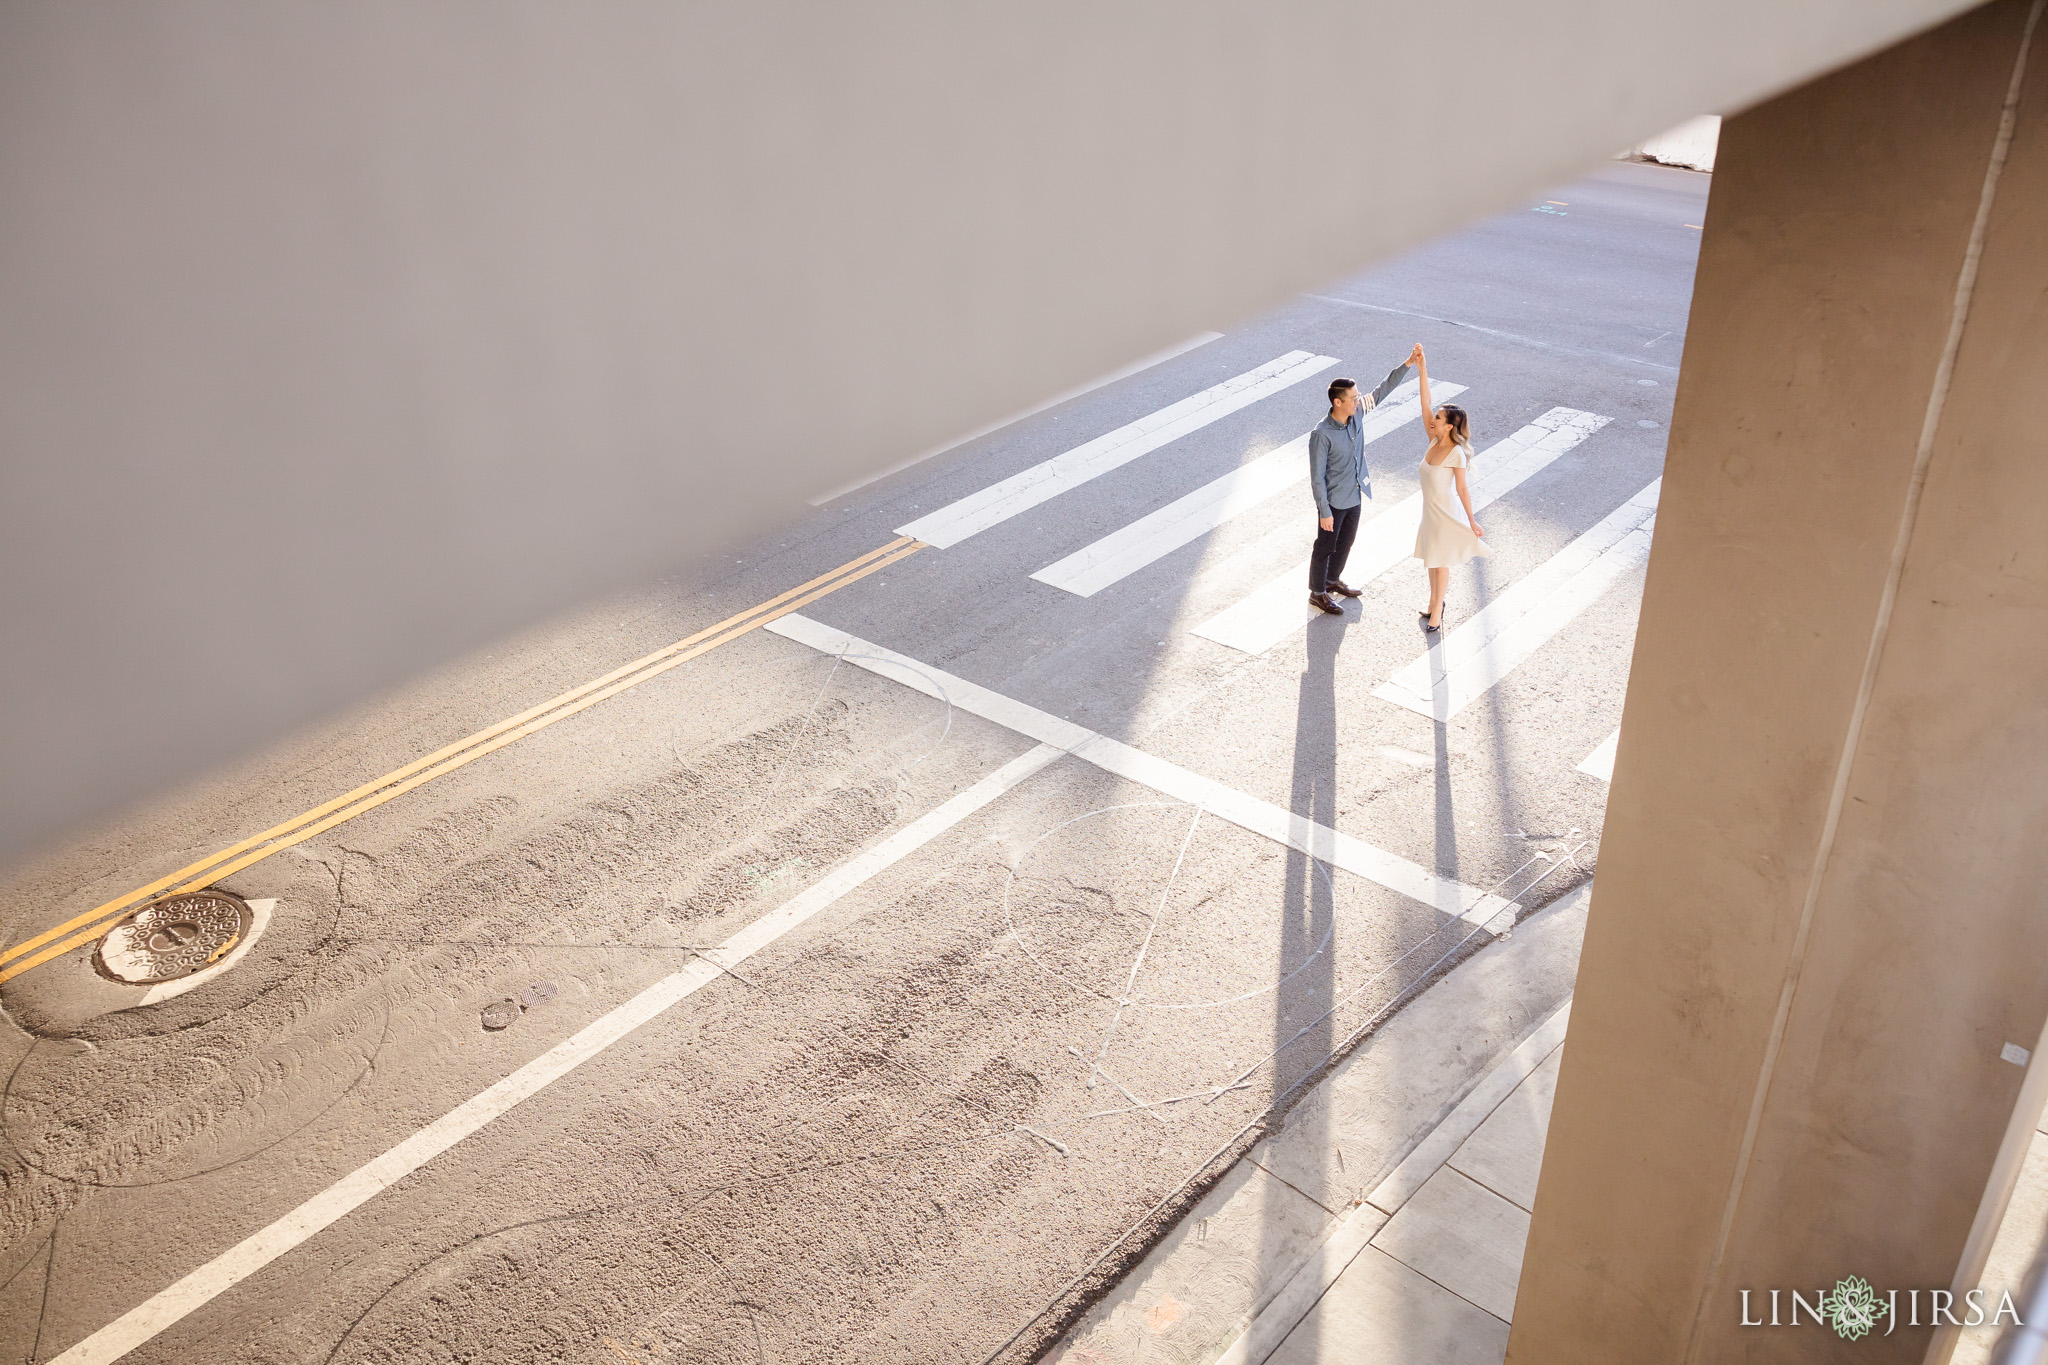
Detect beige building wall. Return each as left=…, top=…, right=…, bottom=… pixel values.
left=0, top=0, right=1985, bottom=868
left=1509, top=2, right=2048, bottom=1361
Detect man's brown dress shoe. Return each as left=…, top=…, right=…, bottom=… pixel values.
left=1308, top=592, right=1344, bottom=615
left=1327, top=579, right=1362, bottom=597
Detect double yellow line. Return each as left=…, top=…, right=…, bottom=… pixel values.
left=0, top=537, right=925, bottom=987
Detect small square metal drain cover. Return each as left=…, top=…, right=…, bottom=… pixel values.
left=94, top=890, right=253, bottom=985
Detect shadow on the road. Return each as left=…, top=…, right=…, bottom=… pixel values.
left=1255, top=611, right=1346, bottom=1345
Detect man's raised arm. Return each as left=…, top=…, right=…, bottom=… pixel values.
left=1367, top=359, right=1410, bottom=409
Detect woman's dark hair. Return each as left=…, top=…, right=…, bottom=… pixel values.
left=1439, top=403, right=1472, bottom=450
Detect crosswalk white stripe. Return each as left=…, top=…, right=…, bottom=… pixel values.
left=897, top=350, right=1340, bottom=549
left=765, top=613, right=1517, bottom=925
left=809, top=330, right=1224, bottom=505
left=1033, top=435, right=1310, bottom=597
left=1192, top=407, right=1611, bottom=655
left=1379, top=478, right=1660, bottom=710
left=1374, top=482, right=1660, bottom=721
left=1577, top=728, right=1620, bottom=781
left=1029, top=380, right=1464, bottom=598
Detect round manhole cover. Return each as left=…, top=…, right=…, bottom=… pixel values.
left=94, top=890, right=253, bottom=985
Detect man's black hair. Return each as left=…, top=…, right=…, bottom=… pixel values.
left=1327, top=377, right=1357, bottom=407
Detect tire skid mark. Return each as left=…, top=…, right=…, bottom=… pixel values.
left=0, top=996, right=392, bottom=1193
left=3, top=652, right=982, bottom=1356
left=311, top=1116, right=1063, bottom=1365
left=340, top=694, right=911, bottom=953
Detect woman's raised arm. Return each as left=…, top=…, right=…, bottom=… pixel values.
left=1414, top=344, right=1432, bottom=417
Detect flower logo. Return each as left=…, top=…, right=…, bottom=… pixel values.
left=1820, top=1276, right=1888, bottom=1341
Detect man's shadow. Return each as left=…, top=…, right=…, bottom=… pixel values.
left=1266, top=614, right=1346, bottom=1195
left=1254, top=601, right=1470, bottom=1342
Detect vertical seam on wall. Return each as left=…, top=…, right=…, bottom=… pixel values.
left=1682, top=3, right=2047, bottom=1359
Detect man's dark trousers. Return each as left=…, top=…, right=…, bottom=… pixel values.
left=1309, top=504, right=1361, bottom=593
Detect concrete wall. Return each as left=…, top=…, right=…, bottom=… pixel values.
left=1509, top=2, right=2048, bottom=1360
left=0, top=0, right=1982, bottom=865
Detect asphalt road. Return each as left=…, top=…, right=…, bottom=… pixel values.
left=0, top=159, right=1707, bottom=1365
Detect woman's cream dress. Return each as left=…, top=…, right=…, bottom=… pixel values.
left=1414, top=443, right=1490, bottom=568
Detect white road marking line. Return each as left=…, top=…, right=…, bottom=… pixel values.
left=1192, top=407, right=1611, bottom=656
left=1374, top=481, right=1660, bottom=721
left=1030, top=380, right=1459, bottom=598
left=766, top=614, right=1515, bottom=924
left=1577, top=728, right=1620, bottom=782
left=47, top=742, right=1065, bottom=1365
left=809, top=331, right=1224, bottom=506
left=897, top=350, right=1340, bottom=549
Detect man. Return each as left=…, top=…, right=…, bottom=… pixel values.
left=1308, top=342, right=1424, bottom=614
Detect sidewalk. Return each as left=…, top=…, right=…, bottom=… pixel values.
left=1049, top=883, right=1589, bottom=1365
left=1957, top=1100, right=2048, bottom=1365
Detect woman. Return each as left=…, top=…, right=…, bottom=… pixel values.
left=1411, top=346, right=1487, bottom=631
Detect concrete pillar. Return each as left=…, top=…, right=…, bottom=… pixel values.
left=1508, top=2, right=2048, bottom=1361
